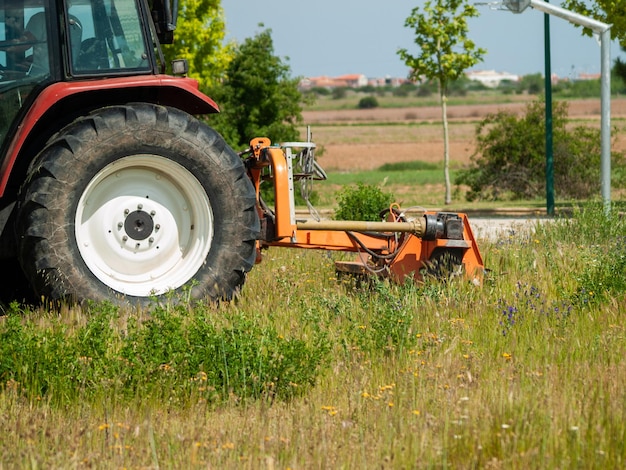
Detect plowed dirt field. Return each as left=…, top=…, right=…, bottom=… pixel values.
left=302, top=98, right=626, bottom=172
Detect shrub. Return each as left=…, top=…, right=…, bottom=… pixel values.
left=332, top=87, right=348, bottom=99
left=455, top=99, right=626, bottom=201
left=357, top=96, right=379, bottom=109
left=334, top=183, right=394, bottom=221
left=0, top=302, right=330, bottom=406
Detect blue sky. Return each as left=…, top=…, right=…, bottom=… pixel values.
left=221, top=0, right=625, bottom=80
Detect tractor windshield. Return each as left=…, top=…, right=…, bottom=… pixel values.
left=68, top=0, right=152, bottom=75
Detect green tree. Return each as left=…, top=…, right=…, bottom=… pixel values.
left=518, top=73, right=544, bottom=95
left=161, top=0, right=233, bottom=91
left=398, top=0, right=485, bottom=205
left=562, top=1, right=626, bottom=84
left=208, top=27, right=305, bottom=149
left=562, top=0, right=626, bottom=48
left=614, top=50, right=626, bottom=87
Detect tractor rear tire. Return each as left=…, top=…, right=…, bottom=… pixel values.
left=16, top=103, right=259, bottom=306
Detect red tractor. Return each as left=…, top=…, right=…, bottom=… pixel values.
left=0, top=0, right=483, bottom=306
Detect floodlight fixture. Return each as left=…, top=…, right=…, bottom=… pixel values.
left=502, top=0, right=530, bottom=14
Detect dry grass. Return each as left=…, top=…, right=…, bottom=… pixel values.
left=2, top=206, right=626, bottom=468
left=2, top=97, right=626, bottom=468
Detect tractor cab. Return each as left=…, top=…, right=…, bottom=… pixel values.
left=0, top=0, right=158, bottom=147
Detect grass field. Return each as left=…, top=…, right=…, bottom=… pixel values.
left=1, top=204, right=625, bottom=468
left=1, top=96, right=625, bottom=468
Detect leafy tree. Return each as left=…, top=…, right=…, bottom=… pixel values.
left=208, top=27, right=305, bottom=149
left=614, top=52, right=626, bottom=89
left=561, top=1, right=626, bottom=86
left=161, top=0, right=232, bottom=91
left=398, top=0, right=486, bottom=205
left=456, top=100, right=626, bottom=201
left=517, top=73, right=544, bottom=95
left=332, top=87, right=348, bottom=100
left=562, top=0, right=626, bottom=48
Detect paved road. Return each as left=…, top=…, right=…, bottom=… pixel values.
left=468, top=216, right=551, bottom=242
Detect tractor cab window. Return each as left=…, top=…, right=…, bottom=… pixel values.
left=68, top=0, right=150, bottom=74
left=0, top=0, right=51, bottom=147
left=0, top=0, right=49, bottom=77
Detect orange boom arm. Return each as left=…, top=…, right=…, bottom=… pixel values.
left=244, top=137, right=484, bottom=284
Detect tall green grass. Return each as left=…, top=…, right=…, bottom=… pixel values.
left=1, top=204, right=625, bottom=468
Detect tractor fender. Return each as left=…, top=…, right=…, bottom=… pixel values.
left=0, top=75, right=220, bottom=197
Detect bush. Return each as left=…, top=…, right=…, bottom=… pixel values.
left=0, top=302, right=330, bottom=405
left=357, top=96, right=379, bottom=109
left=455, top=99, right=626, bottom=201
left=334, top=183, right=394, bottom=221
left=332, top=87, right=348, bottom=99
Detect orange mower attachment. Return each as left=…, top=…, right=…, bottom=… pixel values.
left=243, top=136, right=484, bottom=285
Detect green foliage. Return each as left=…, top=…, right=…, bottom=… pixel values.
left=0, top=301, right=329, bottom=406
left=161, top=0, right=232, bottom=90
left=614, top=53, right=626, bottom=87
left=447, top=75, right=472, bottom=96
left=4, top=203, right=626, bottom=467
left=553, top=78, right=602, bottom=98
left=207, top=27, right=305, bottom=148
left=377, top=160, right=437, bottom=171
left=357, top=96, right=379, bottom=109
left=539, top=204, right=626, bottom=306
left=562, top=0, right=626, bottom=48
left=398, top=0, right=486, bottom=204
left=309, top=86, right=331, bottom=96
left=517, top=73, right=544, bottom=95
left=332, top=87, right=348, bottom=100
left=357, top=85, right=378, bottom=94
left=333, top=183, right=394, bottom=221
left=351, top=281, right=420, bottom=353
left=416, top=80, right=437, bottom=97
left=398, top=0, right=486, bottom=94
left=391, top=83, right=417, bottom=97
left=455, top=99, right=626, bottom=201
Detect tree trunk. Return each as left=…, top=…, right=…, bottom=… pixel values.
left=440, top=90, right=452, bottom=205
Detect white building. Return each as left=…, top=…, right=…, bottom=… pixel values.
left=466, top=70, right=520, bottom=88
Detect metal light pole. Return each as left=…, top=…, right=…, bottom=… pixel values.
left=502, top=0, right=613, bottom=214
left=544, top=9, right=554, bottom=215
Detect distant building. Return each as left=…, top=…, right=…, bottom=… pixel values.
left=576, top=73, right=601, bottom=81
left=299, top=74, right=368, bottom=90
left=335, top=74, right=369, bottom=88
left=298, top=74, right=408, bottom=90
left=466, top=70, right=520, bottom=88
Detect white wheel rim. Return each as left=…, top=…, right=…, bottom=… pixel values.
left=75, top=154, right=213, bottom=297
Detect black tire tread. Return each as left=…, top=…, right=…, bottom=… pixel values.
left=16, top=103, right=259, bottom=305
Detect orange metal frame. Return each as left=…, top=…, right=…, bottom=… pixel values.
left=245, top=138, right=484, bottom=284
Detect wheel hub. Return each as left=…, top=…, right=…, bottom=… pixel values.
left=75, top=154, right=213, bottom=297
left=124, top=209, right=154, bottom=241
